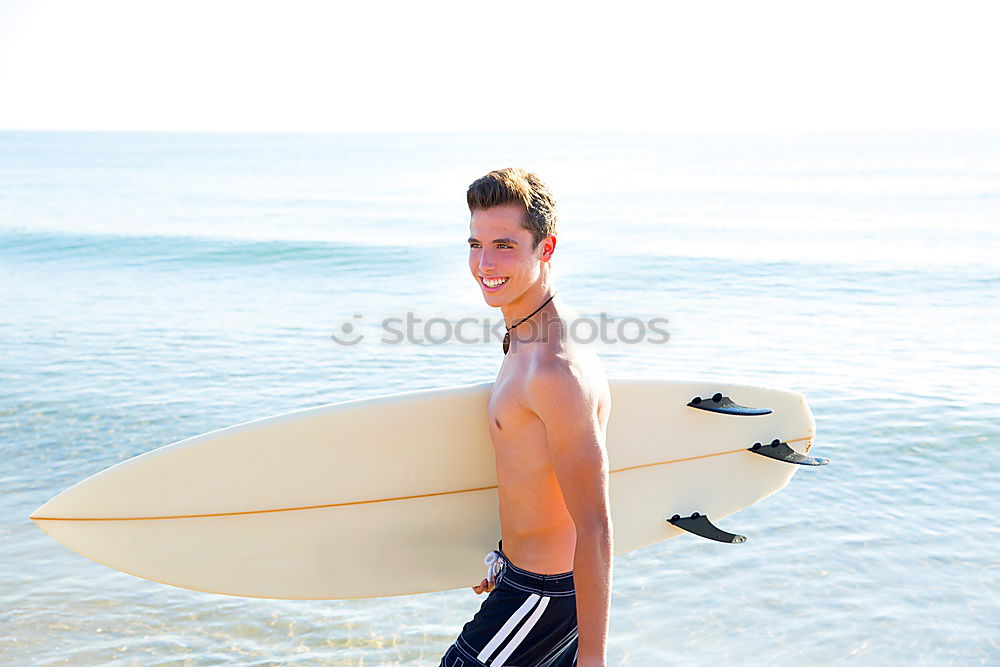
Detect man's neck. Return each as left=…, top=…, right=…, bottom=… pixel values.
left=501, top=282, right=556, bottom=330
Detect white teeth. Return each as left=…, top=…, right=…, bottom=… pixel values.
left=483, top=277, right=508, bottom=288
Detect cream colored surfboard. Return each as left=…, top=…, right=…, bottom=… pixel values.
left=31, top=380, right=820, bottom=599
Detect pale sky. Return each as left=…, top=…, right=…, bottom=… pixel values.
left=0, top=0, right=997, bottom=132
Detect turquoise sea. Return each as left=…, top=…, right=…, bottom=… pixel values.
left=1, top=131, right=998, bottom=665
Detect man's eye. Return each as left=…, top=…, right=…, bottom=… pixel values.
left=497, top=244, right=511, bottom=249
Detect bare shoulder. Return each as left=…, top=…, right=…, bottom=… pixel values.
left=520, top=337, right=611, bottom=427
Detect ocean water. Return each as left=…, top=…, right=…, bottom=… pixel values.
left=1, top=131, right=998, bottom=665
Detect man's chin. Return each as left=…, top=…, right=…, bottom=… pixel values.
left=481, top=293, right=504, bottom=307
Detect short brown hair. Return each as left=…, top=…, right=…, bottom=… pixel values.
left=467, top=167, right=557, bottom=249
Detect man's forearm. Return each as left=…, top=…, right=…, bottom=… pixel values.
left=574, top=522, right=613, bottom=665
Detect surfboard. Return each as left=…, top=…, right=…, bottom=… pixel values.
left=31, top=380, right=825, bottom=600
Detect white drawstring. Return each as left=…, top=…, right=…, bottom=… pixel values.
left=483, top=549, right=503, bottom=585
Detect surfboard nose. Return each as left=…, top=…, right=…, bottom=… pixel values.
left=31, top=490, right=66, bottom=522
left=29, top=503, right=46, bottom=522
left=29, top=480, right=96, bottom=522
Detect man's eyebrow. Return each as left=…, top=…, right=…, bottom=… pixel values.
left=467, top=237, right=520, bottom=244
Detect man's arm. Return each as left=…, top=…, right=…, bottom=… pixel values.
left=525, top=364, right=613, bottom=667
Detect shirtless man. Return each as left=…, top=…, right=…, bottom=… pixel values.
left=440, top=168, right=613, bottom=667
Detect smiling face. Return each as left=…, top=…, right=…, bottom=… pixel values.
left=468, top=203, right=555, bottom=309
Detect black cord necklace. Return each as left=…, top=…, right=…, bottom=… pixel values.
left=503, top=293, right=555, bottom=355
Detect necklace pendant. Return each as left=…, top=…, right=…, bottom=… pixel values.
left=500, top=292, right=555, bottom=356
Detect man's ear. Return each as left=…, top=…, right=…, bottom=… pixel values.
left=538, top=235, right=557, bottom=262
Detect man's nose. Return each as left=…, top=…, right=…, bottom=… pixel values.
left=478, top=250, right=496, bottom=271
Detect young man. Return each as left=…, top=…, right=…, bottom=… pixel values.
left=440, top=168, right=613, bottom=667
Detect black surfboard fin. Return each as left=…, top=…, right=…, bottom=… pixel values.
left=748, top=439, right=830, bottom=466
left=687, top=393, right=772, bottom=416
left=668, top=512, right=747, bottom=543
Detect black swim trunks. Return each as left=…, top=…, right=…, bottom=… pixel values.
left=440, top=541, right=578, bottom=667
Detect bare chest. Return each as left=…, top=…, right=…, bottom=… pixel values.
left=488, top=363, right=540, bottom=441
left=486, top=358, right=552, bottom=465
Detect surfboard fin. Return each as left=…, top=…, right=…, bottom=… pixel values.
left=748, top=439, right=830, bottom=466
left=668, top=513, right=747, bottom=543
left=687, top=393, right=772, bottom=416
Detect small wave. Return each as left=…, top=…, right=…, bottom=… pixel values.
left=0, top=227, right=443, bottom=271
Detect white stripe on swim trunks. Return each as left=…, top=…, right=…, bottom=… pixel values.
left=476, top=593, right=540, bottom=663
left=492, top=595, right=551, bottom=666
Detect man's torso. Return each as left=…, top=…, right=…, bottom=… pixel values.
left=487, top=307, right=611, bottom=574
